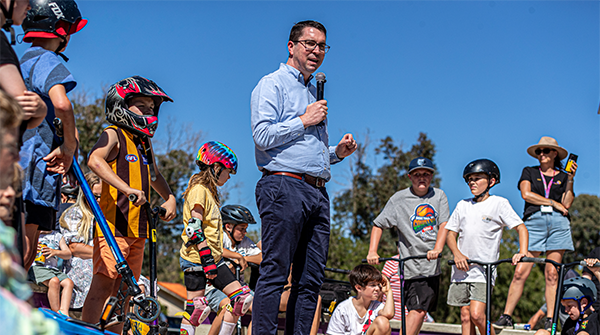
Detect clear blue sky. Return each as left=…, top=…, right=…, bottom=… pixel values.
left=10, top=1, right=600, bottom=235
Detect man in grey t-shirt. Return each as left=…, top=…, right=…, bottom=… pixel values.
left=367, top=157, right=449, bottom=335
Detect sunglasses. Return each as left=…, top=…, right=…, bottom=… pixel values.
left=535, top=148, right=555, bottom=156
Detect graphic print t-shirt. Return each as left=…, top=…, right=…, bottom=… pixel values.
left=373, top=187, right=450, bottom=279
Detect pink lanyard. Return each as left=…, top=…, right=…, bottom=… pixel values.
left=539, top=168, right=555, bottom=199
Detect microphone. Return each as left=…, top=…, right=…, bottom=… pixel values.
left=315, top=72, right=326, bottom=126
left=315, top=72, right=326, bottom=101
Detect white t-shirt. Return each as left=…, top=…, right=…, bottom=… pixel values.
left=222, top=234, right=261, bottom=258
left=445, top=195, right=523, bottom=285
left=326, top=297, right=384, bottom=335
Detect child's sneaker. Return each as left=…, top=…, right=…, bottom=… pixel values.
left=231, top=286, right=253, bottom=316
left=493, top=314, right=514, bottom=329
left=189, top=296, right=211, bottom=326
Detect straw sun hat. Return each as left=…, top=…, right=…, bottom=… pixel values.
left=527, top=136, right=568, bottom=160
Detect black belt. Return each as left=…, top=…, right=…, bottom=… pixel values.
left=264, top=171, right=327, bottom=188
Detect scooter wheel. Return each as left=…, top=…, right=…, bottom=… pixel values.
left=133, top=297, right=160, bottom=323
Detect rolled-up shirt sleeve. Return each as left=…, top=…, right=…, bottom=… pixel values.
left=251, top=77, right=305, bottom=151
left=329, top=145, right=341, bottom=164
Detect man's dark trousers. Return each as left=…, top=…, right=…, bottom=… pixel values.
left=252, top=174, right=330, bottom=335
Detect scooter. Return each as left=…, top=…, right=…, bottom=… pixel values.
left=53, top=118, right=160, bottom=331
left=367, top=254, right=436, bottom=335
left=123, top=197, right=168, bottom=335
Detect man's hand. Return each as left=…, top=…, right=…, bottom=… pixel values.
left=427, top=248, right=442, bottom=261
left=453, top=252, right=470, bottom=272
left=299, top=100, right=328, bottom=128
left=15, top=91, right=47, bottom=120
left=43, top=144, right=76, bottom=174
left=367, top=251, right=380, bottom=265
left=335, top=134, right=357, bottom=159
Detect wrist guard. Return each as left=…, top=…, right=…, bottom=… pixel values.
left=185, top=218, right=206, bottom=247
left=199, top=247, right=217, bottom=276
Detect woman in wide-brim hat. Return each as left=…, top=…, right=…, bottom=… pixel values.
left=494, top=136, right=577, bottom=330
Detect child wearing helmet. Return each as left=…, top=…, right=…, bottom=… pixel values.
left=18, top=0, right=87, bottom=271
left=203, top=205, right=261, bottom=335
left=445, top=159, right=529, bottom=335
left=178, top=142, right=253, bottom=335
left=536, top=275, right=600, bottom=335
left=81, top=76, right=177, bottom=333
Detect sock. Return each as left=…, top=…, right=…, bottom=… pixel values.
left=218, top=321, right=236, bottom=335
left=185, top=299, right=194, bottom=315
left=180, top=323, right=195, bottom=335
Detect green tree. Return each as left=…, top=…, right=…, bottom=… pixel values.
left=327, top=132, right=554, bottom=325
left=563, top=194, right=600, bottom=263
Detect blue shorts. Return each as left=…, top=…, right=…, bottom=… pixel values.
left=525, top=211, right=574, bottom=252
left=206, top=287, right=228, bottom=312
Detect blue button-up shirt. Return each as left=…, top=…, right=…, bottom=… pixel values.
left=251, top=63, right=341, bottom=181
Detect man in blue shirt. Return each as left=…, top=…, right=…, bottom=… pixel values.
left=251, top=20, right=357, bottom=335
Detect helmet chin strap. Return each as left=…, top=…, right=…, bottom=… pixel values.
left=473, top=178, right=491, bottom=202
left=54, top=30, right=70, bottom=62
left=1, top=0, right=16, bottom=45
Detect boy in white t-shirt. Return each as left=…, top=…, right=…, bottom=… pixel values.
left=445, top=159, right=529, bottom=335
left=327, top=264, right=395, bottom=335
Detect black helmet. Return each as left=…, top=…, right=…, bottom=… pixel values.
left=463, top=159, right=501, bottom=185
left=105, top=76, right=173, bottom=138
left=221, top=205, right=256, bottom=227
left=22, top=0, right=87, bottom=60
left=22, top=0, right=87, bottom=41
left=563, top=277, right=597, bottom=306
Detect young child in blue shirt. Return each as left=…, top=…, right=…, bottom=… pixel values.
left=19, top=0, right=87, bottom=269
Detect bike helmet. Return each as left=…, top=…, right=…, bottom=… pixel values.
left=221, top=205, right=256, bottom=227
left=563, top=277, right=597, bottom=315
left=105, top=76, right=173, bottom=138
left=60, top=182, right=79, bottom=199
left=463, top=159, right=501, bottom=185
left=22, top=0, right=87, bottom=60
left=196, top=141, right=238, bottom=174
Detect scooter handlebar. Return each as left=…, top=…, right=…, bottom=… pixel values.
left=362, top=254, right=440, bottom=263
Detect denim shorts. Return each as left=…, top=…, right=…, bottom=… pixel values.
left=205, top=286, right=255, bottom=313
left=525, top=211, right=574, bottom=252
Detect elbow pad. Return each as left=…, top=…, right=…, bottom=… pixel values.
left=185, top=217, right=206, bottom=247
left=199, top=247, right=217, bottom=276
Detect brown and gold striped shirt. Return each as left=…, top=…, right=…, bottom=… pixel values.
left=96, top=126, right=150, bottom=238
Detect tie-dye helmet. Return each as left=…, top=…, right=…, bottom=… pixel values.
left=105, top=76, right=173, bottom=138
left=196, top=141, right=238, bottom=174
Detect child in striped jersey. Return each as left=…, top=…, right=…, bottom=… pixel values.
left=178, top=141, right=252, bottom=335
left=82, top=76, right=177, bottom=333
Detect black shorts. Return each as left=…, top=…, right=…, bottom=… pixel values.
left=184, top=262, right=237, bottom=292
left=24, top=201, right=56, bottom=231
left=404, top=275, right=440, bottom=312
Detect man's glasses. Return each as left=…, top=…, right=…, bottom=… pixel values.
left=535, top=148, right=555, bottom=156
left=294, top=40, right=330, bottom=53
